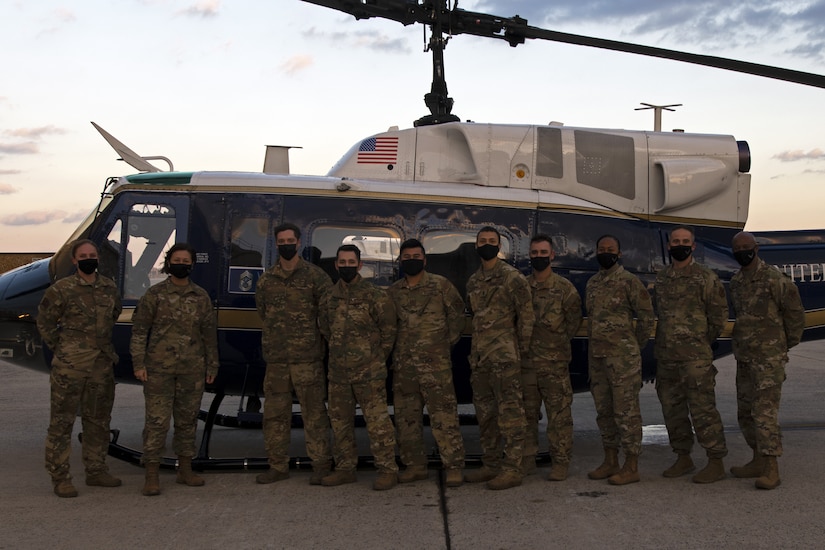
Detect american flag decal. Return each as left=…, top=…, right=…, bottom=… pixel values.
left=357, top=136, right=399, bottom=164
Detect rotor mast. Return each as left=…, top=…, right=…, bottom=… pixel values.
left=416, top=1, right=460, bottom=126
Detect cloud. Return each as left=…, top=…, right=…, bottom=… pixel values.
left=773, top=148, right=825, bottom=162
left=62, top=210, right=90, bottom=224
left=0, top=210, right=67, bottom=226
left=178, top=1, right=220, bottom=18
left=0, top=169, right=21, bottom=175
left=303, top=27, right=409, bottom=53
left=53, top=7, right=76, bottom=24
left=4, top=126, right=66, bottom=139
left=0, top=183, right=18, bottom=195
left=280, top=55, right=314, bottom=75
left=0, top=142, right=38, bottom=154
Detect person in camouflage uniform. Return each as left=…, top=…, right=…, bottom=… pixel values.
left=729, top=231, right=805, bottom=490
left=255, top=222, right=333, bottom=486
left=585, top=234, right=654, bottom=486
left=654, top=225, right=729, bottom=484
left=37, top=239, right=122, bottom=498
left=523, top=234, right=582, bottom=482
left=464, top=226, right=534, bottom=490
left=387, top=239, right=466, bottom=488
left=130, top=243, right=219, bottom=496
left=318, top=244, right=399, bottom=491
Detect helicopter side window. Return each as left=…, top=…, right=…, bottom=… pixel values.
left=123, top=204, right=176, bottom=300
left=310, top=226, right=401, bottom=288
left=536, top=127, right=563, bottom=179
left=229, top=218, right=266, bottom=268
left=420, top=230, right=511, bottom=298
left=574, top=130, right=636, bottom=200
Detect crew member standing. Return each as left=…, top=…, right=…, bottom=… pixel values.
left=319, top=244, right=399, bottom=491
left=523, top=234, right=582, bottom=481
left=585, top=234, right=654, bottom=485
left=131, top=243, right=218, bottom=496
left=654, top=225, right=728, bottom=483
left=38, top=239, right=122, bottom=498
left=729, top=231, right=804, bottom=490
left=255, top=223, right=333, bottom=486
left=387, top=239, right=466, bottom=487
left=464, top=226, right=534, bottom=490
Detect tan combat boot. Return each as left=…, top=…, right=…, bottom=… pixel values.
left=663, top=454, right=695, bottom=478
left=53, top=478, right=78, bottom=498
left=321, top=470, right=356, bottom=486
left=692, top=457, right=726, bottom=484
left=464, top=466, right=498, bottom=483
left=730, top=448, right=764, bottom=478
left=176, top=456, right=205, bottom=487
left=256, top=468, right=289, bottom=485
left=142, top=462, right=160, bottom=496
left=588, top=447, right=620, bottom=480
left=755, top=456, right=781, bottom=490
left=398, top=465, right=428, bottom=483
left=608, top=454, right=640, bottom=485
left=86, top=471, right=122, bottom=487
left=487, top=470, right=523, bottom=490
left=309, top=467, right=331, bottom=486
left=444, top=468, right=463, bottom=488
left=547, top=462, right=569, bottom=482
left=373, top=472, right=398, bottom=491
left=521, top=455, right=537, bottom=476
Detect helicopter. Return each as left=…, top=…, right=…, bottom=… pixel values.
left=1, top=0, right=825, bottom=468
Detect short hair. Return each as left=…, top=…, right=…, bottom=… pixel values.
left=399, top=238, right=425, bottom=255
left=596, top=234, right=621, bottom=251
left=669, top=225, right=695, bottom=239
left=71, top=239, right=99, bottom=258
left=476, top=226, right=501, bottom=241
left=162, top=242, right=196, bottom=273
left=530, top=234, right=553, bottom=248
left=273, top=222, right=301, bottom=241
left=336, top=244, right=361, bottom=262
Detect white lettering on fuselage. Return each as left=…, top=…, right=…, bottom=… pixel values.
left=774, top=264, right=825, bottom=283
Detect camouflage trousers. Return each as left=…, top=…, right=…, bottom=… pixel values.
left=142, top=371, right=204, bottom=463
left=470, top=361, right=526, bottom=474
left=735, top=359, right=786, bottom=457
left=45, top=357, right=115, bottom=481
left=656, top=360, right=727, bottom=458
left=522, top=359, right=573, bottom=464
left=589, top=354, right=643, bottom=455
left=393, top=365, right=465, bottom=469
left=328, top=378, right=398, bottom=473
left=263, top=361, right=332, bottom=473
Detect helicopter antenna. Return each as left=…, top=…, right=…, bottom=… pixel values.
left=91, top=122, right=173, bottom=172
left=635, top=103, right=682, bottom=132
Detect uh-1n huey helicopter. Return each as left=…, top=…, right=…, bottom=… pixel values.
left=1, top=0, right=825, bottom=468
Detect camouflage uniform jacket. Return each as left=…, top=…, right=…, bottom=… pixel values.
left=130, top=278, right=219, bottom=377
left=527, top=271, right=582, bottom=362
left=256, top=258, right=332, bottom=364
left=388, top=271, right=465, bottom=372
left=37, top=273, right=121, bottom=370
left=319, top=275, right=397, bottom=383
left=730, top=258, right=805, bottom=362
left=466, top=260, right=534, bottom=366
left=585, top=263, right=654, bottom=358
left=654, top=259, right=728, bottom=362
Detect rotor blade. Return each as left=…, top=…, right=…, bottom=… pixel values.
left=299, top=0, right=825, bottom=89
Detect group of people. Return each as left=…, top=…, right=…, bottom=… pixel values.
left=38, top=223, right=805, bottom=498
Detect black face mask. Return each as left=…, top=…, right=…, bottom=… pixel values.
left=337, top=266, right=358, bottom=283
left=596, top=253, right=619, bottom=270
left=669, top=245, right=693, bottom=262
left=530, top=256, right=551, bottom=272
left=734, top=248, right=757, bottom=267
left=76, top=258, right=98, bottom=275
left=278, top=244, right=298, bottom=261
left=476, top=244, right=499, bottom=261
left=401, top=259, right=425, bottom=277
left=168, top=263, right=193, bottom=279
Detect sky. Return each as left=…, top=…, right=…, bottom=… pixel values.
left=2, top=0, right=824, bottom=252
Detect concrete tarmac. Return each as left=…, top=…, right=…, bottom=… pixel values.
left=1, top=341, right=824, bottom=550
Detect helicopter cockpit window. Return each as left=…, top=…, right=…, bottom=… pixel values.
left=310, top=225, right=401, bottom=287
left=230, top=218, right=266, bottom=268
left=574, top=130, right=636, bottom=200
left=536, top=127, right=563, bottom=179
left=420, top=229, right=510, bottom=297
left=123, top=204, right=176, bottom=300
